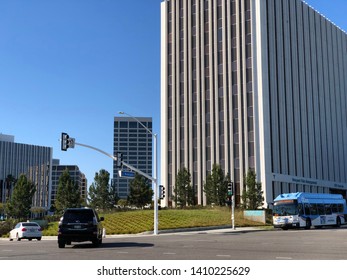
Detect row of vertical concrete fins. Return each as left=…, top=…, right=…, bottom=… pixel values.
left=161, top=0, right=347, bottom=206
left=161, top=0, right=255, bottom=206
left=265, top=0, right=347, bottom=197
left=0, top=141, right=52, bottom=208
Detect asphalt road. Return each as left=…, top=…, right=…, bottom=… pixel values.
left=1, top=226, right=347, bottom=260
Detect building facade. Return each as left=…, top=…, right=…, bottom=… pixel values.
left=160, top=0, right=347, bottom=207
left=51, top=159, right=87, bottom=207
left=0, top=134, right=53, bottom=209
left=113, top=117, right=153, bottom=199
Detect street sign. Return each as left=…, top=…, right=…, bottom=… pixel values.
left=118, top=170, right=135, bottom=178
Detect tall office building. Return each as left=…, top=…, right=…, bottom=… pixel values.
left=160, top=0, right=347, bottom=207
left=51, top=159, right=88, bottom=207
left=0, top=134, right=53, bottom=209
left=113, top=117, right=153, bottom=199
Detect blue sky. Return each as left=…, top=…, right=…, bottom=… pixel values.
left=0, top=0, right=162, bottom=185
left=0, top=0, right=346, bottom=187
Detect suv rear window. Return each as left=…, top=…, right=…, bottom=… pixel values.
left=63, top=209, right=94, bottom=223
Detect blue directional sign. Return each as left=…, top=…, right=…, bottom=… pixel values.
left=118, top=170, right=135, bottom=178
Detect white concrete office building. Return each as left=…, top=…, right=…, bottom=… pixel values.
left=160, top=0, right=347, bottom=207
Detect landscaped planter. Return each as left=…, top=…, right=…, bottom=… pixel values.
left=243, top=210, right=266, bottom=224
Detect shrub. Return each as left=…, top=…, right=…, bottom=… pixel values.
left=0, top=220, right=16, bottom=237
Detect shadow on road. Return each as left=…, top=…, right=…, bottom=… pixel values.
left=71, top=242, right=154, bottom=249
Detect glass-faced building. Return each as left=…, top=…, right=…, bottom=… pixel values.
left=160, top=0, right=347, bottom=207
left=0, top=134, right=53, bottom=209
left=113, top=117, right=153, bottom=199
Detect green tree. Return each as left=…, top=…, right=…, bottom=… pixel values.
left=6, top=174, right=36, bottom=220
left=5, top=174, right=16, bottom=201
left=30, top=207, right=46, bottom=218
left=204, top=164, right=230, bottom=206
left=55, top=169, right=81, bottom=214
left=109, top=181, right=119, bottom=208
left=88, top=169, right=113, bottom=210
left=174, top=168, right=194, bottom=207
left=127, top=174, right=153, bottom=208
left=241, top=169, right=264, bottom=210
left=0, top=203, right=5, bottom=219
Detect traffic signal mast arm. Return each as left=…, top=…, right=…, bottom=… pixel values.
left=61, top=128, right=159, bottom=235
left=122, top=161, right=155, bottom=183
left=73, top=141, right=156, bottom=183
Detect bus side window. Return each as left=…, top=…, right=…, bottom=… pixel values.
left=304, top=204, right=311, bottom=215
left=310, top=204, right=317, bottom=215
left=298, top=204, right=304, bottom=215
left=325, top=204, right=332, bottom=215
left=317, top=204, right=325, bottom=215
left=338, top=204, right=344, bottom=213
left=332, top=204, right=339, bottom=213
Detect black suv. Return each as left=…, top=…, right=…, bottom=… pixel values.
left=58, top=207, right=104, bottom=248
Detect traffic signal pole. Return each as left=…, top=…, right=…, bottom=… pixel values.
left=232, top=191, right=236, bottom=230
left=228, top=182, right=236, bottom=230
left=60, top=133, right=159, bottom=235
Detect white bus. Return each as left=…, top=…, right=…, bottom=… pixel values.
left=273, top=192, right=347, bottom=230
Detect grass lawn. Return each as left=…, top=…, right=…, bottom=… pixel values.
left=42, top=207, right=271, bottom=236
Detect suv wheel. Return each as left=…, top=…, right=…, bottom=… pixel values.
left=92, top=238, right=100, bottom=247
left=58, top=241, right=66, bottom=248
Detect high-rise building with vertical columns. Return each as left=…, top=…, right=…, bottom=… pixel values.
left=0, top=134, right=53, bottom=209
left=113, top=117, right=153, bottom=199
left=160, top=0, right=347, bottom=207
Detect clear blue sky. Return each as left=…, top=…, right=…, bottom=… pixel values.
left=0, top=0, right=162, bottom=186
left=0, top=0, right=346, bottom=188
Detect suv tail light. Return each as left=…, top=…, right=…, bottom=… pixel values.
left=21, top=228, right=27, bottom=232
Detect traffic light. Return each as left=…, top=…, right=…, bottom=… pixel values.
left=228, top=182, right=233, bottom=196
left=159, top=185, right=165, bottom=199
left=61, top=132, right=69, bottom=151
left=116, top=152, right=123, bottom=168
left=61, top=132, right=75, bottom=151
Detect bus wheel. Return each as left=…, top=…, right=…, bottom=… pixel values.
left=335, top=217, right=341, bottom=228
left=305, top=218, right=311, bottom=230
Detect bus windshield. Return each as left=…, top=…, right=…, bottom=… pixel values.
left=273, top=201, right=298, bottom=216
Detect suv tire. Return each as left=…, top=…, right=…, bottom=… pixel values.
left=58, top=241, right=65, bottom=248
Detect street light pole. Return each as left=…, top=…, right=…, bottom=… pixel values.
left=118, top=111, right=159, bottom=235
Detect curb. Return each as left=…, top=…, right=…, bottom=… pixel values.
left=0, top=226, right=273, bottom=241
left=106, top=225, right=273, bottom=237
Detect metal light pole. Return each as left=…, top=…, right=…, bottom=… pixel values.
left=232, top=189, right=236, bottom=230
left=119, top=111, right=158, bottom=235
